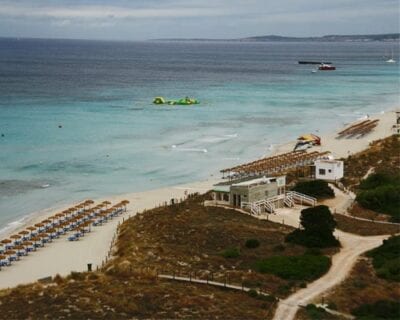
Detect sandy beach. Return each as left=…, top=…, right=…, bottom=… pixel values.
left=0, top=109, right=397, bottom=290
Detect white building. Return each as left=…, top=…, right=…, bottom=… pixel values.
left=315, top=159, right=344, bottom=181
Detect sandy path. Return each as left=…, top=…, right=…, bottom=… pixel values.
left=0, top=179, right=217, bottom=289
left=273, top=231, right=387, bottom=320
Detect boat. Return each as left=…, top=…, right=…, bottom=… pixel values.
left=153, top=96, right=200, bottom=105
left=298, top=61, right=332, bottom=65
left=386, top=50, right=396, bottom=63
left=318, top=63, right=336, bottom=71
left=293, top=134, right=321, bottom=151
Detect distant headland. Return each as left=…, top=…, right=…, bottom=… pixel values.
left=154, top=33, right=399, bottom=42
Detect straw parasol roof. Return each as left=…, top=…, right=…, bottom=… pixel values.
left=22, top=241, right=33, bottom=246
left=13, top=245, right=24, bottom=250
left=30, top=237, right=41, bottom=242
left=1, top=239, right=12, bottom=244
left=5, top=250, right=16, bottom=255
left=34, top=223, right=44, bottom=228
left=27, top=226, right=37, bottom=231
left=102, top=201, right=111, bottom=205
left=19, top=230, right=29, bottom=235
left=42, top=220, right=52, bottom=224
left=0, top=255, right=6, bottom=260
left=85, top=199, right=94, bottom=204
left=10, top=235, right=21, bottom=239
left=121, top=200, right=130, bottom=204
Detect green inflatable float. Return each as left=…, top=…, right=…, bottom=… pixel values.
left=153, top=96, right=200, bottom=106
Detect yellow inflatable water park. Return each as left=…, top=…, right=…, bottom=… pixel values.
left=153, top=96, right=200, bottom=106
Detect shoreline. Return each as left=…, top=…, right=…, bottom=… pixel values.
left=0, top=105, right=397, bottom=239
left=0, top=107, right=397, bottom=289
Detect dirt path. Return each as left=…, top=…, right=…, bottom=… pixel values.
left=273, top=231, right=388, bottom=320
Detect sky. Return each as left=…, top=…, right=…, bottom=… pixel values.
left=0, top=0, right=398, bottom=40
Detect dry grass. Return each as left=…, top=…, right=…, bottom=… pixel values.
left=334, top=213, right=400, bottom=236
left=322, top=258, right=400, bottom=315
left=0, top=271, right=277, bottom=319
left=109, top=194, right=318, bottom=297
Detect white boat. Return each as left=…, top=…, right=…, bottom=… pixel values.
left=386, top=50, right=396, bottom=63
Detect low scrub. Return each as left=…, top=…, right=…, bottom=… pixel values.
left=245, top=239, right=260, bottom=249
left=356, top=180, right=400, bottom=222
left=254, top=253, right=331, bottom=281
left=292, top=180, right=334, bottom=199
left=351, top=300, right=400, bottom=320
left=367, top=235, right=400, bottom=282
left=221, top=247, right=240, bottom=259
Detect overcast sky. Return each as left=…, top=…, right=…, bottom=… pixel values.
left=0, top=0, right=398, bottom=40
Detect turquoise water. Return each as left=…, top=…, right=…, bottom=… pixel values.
left=0, top=39, right=399, bottom=234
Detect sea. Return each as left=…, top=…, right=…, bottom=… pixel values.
left=0, top=38, right=399, bottom=234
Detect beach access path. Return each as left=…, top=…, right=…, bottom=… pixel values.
left=0, top=179, right=217, bottom=290
left=270, top=187, right=391, bottom=320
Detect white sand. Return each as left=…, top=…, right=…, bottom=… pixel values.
left=272, top=110, right=398, bottom=158
left=0, top=109, right=397, bottom=290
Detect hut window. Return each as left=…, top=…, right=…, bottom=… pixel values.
left=319, top=169, right=326, bottom=175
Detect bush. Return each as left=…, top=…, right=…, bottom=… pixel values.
left=245, top=239, right=260, bottom=249
left=356, top=172, right=400, bottom=222
left=367, top=235, right=400, bottom=282
left=254, top=253, right=331, bottom=281
left=285, top=205, right=340, bottom=248
left=292, top=180, right=334, bottom=199
left=221, top=247, right=240, bottom=259
left=305, top=304, right=329, bottom=320
left=247, top=289, right=258, bottom=298
left=352, top=300, right=400, bottom=319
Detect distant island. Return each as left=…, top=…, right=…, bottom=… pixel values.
left=154, top=33, right=399, bottom=42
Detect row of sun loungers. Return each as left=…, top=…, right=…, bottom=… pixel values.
left=0, top=199, right=129, bottom=269
left=337, top=119, right=379, bottom=139
left=221, top=151, right=331, bottom=180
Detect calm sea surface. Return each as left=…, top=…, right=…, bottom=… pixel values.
left=0, top=38, right=399, bottom=233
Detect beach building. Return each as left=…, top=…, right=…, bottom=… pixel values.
left=212, top=176, right=286, bottom=207
left=211, top=175, right=316, bottom=215
left=314, top=158, right=344, bottom=181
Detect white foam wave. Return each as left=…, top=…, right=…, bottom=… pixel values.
left=172, top=147, right=208, bottom=153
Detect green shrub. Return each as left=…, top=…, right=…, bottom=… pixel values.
left=254, top=253, right=331, bottom=281
left=285, top=205, right=340, bottom=248
left=367, top=236, right=400, bottom=282
left=247, top=289, right=258, bottom=298
left=245, top=239, right=260, bottom=249
left=356, top=172, right=400, bottom=222
left=305, top=304, right=329, bottom=320
left=221, top=247, right=240, bottom=259
left=292, top=180, right=334, bottom=199
left=352, top=300, right=400, bottom=319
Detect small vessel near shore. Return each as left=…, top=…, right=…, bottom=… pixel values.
left=298, top=61, right=332, bottom=65
left=153, top=96, right=200, bottom=106
left=318, top=63, right=336, bottom=71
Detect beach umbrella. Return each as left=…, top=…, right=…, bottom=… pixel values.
left=34, top=223, right=44, bottom=228
left=27, top=226, right=36, bottom=231
left=22, top=241, right=33, bottom=246
left=1, top=239, right=12, bottom=244
left=102, top=201, right=111, bottom=208
left=10, top=235, right=21, bottom=240
left=18, top=230, right=29, bottom=235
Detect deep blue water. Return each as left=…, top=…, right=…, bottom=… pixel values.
left=0, top=38, right=399, bottom=233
